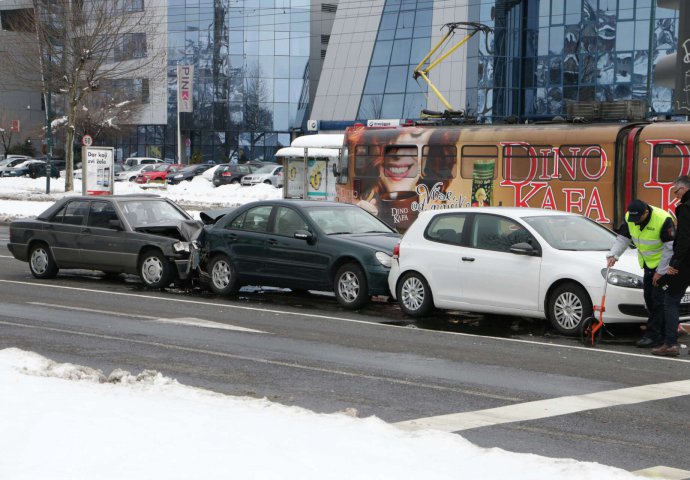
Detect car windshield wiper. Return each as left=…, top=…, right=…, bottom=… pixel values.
left=328, top=231, right=352, bottom=235
left=362, top=230, right=390, bottom=233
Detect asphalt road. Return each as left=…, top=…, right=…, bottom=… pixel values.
left=0, top=225, right=688, bottom=477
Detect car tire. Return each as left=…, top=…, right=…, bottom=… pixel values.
left=208, top=254, right=239, bottom=295
left=139, top=250, right=173, bottom=289
left=230, top=178, right=240, bottom=184
left=334, top=263, right=368, bottom=310
left=263, top=180, right=272, bottom=186
left=29, top=243, right=59, bottom=279
left=397, top=271, right=434, bottom=317
left=547, top=282, right=593, bottom=335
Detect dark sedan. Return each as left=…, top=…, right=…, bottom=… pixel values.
left=166, top=164, right=213, bottom=185
left=197, top=200, right=401, bottom=309
left=7, top=195, right=202, bottom=289
left=212, top=163, right=262, bottom=186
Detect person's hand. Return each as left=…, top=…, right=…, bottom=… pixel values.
left=606, top=256, right=617, bottom=268
left=357, top=198, right=378, bottom=215
left=653, top=272, right=662, bottom=286
left=667, top=266, right=679, bottom=275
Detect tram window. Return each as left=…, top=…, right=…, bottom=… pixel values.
left=422, top=144, right=457, bottom=180
left=558, top=145, right=605, bottom=181
left=654, top=143, right=690, bottom=183
left=460, top=145, right=498, bottom=179
left=501, top=144, right=551, bottom=182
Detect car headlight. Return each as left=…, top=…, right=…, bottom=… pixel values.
left=602, top=268, right=643, bottom=288
left=173, top=241, right=191, bottom=253
left=375, top=251, right=392, bottom=268
left=174, top=174, right=183, bottom=178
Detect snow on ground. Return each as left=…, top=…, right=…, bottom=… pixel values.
left=0, top=176, right=640, bottom=479
left=0, top=175, right=282, bottom=222
left=0, top=348, right=638, bottom=480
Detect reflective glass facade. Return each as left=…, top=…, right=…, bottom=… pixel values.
left=115, top=0, right=310, bottom=162
left=356, top=0, right=432, bottom=120
left=466, top=0, right=679, bottom=121
left=169, top=0, right=310, bottom=162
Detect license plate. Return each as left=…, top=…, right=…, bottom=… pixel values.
left=682, top=294, right=690, bottom=304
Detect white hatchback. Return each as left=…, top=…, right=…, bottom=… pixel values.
left=388, top=207, right=690, bottom=335
left=240, top=164, right=283, bottom=187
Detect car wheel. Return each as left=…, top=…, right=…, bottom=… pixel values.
left=139, top=250, right=173, bottom=289
left=230, top=178, right=240, bottom=184
left=29, top=243, right=59, bottom=279
left=334, top=263, right=368, bottom=310
left=208, top=254, right=239, bottom=295
left=263, top=179, right=272, bottom=186
left=547, top=282, right=592, bottom=335
left=397, top=271, right=434, bottom=317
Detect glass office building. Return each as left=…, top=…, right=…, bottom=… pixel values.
left=115, top=0, right=311, bottom=163
left=465, top=0, right=679, bottom=121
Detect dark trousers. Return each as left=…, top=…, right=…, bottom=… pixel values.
left=643, top=267, right=665, bottom=341
left=662, top=291, right=683, bottom=346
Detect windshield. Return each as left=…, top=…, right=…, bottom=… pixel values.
left=120, top=200, right=190, bottom=226
left=153, top=164, right=170, bottom=172
left=523, top=215, right=616, bottom=251
left=305, top=206, right=395, bottom=234
left=254, top=165, right=276, bottom=174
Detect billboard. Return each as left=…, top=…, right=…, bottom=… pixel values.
left=82, top=147, right=115, bottom=196
left=177, top=65, right=194, bottom=113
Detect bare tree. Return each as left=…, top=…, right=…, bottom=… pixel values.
left=0, top=110, right=17, bottom=156
left=1, top=0, right=165, bottom=191
left=358, top=95, right=384, bottom=120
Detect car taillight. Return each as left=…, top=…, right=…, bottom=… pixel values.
left=221, top=172, right=232, bottom=177
left=392, top=243, right=400, bottom=259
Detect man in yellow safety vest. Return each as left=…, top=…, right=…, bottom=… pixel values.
left=606, top=199, right=676, bottom=348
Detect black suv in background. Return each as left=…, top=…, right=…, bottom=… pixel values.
left=212, top=163, right=263, bottom=186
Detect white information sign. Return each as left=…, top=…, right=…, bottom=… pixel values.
left=82, top=146, right=115, bottom=196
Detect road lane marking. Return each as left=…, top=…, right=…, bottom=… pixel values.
left=632, top=466, right=690, bottom=479
left=0, top=318, right=522, bottom=401
left=2, top=278, right=689, bottom=364
left=395, top=379, right=690, bottom=433
left=28, top=302, right=268, bottom=333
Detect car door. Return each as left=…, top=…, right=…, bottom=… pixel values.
left=414, top=212, right=472, bottom=306
left=460, top=213, right=542, bottom=313
left=46, top=200, right=90, bottom=267
left=79, top=200, right=128, bottom=270
left=214, top=205, right=273, bottom=280
left=262, top=206, right=328, bottom=288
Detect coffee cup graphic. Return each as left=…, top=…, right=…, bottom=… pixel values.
left=379, top=191, right=418, bottom=229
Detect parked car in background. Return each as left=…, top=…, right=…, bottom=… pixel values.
left=6, top=195, right=202, bottom=289
left=212, top=163, right=263, bottom=186
left=115, top=163, right=162, bottom=182
left=197, top=200, right=400, bottom=309
left=123, top=157, right=163, bottom=168
left=240, top=164, right=283, bottom=187
left=387, top=207, right=690, bottom=335
left=0, top=156, right=33, bottom=175
left=2, top=159, right=59, bottom=178
left=166, top=164, right=213, bottom=185
left=74, top=163, right=124, bottom=181
left=135, top=164, right=183, bottom=184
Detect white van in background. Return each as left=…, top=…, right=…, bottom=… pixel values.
left=123, top=157, right=162, bottom=168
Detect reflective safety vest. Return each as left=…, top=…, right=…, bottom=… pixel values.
left=626, top=206, right=671, bottom=269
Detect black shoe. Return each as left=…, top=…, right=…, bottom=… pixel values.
left=636, top=337, right=663, bottom=348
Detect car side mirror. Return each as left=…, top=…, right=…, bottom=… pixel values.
left=294, top=229, right=314, bottom=243
left=509, top=242, right=539, bottom=256
left=108, top=219, right=124, bottom=230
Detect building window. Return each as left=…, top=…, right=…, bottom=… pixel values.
left=101, top=78, right=150, bottom=103
left=1, top=8, right=34, bottom=32
left=116, top=0, right=144, bottom=13
left=321, top=4, right=337, bottom=13
left=114, top=33, right=147, bottom=62
left=321, top=34, right=330, bottom=45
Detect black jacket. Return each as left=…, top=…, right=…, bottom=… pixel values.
left=667, top=191, right=690, bottom=294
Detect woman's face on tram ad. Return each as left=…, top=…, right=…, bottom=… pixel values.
left=381, top=145, right=419, bottom=193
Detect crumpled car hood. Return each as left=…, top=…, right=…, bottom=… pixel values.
left=133, top=219, right=203, bottom=242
